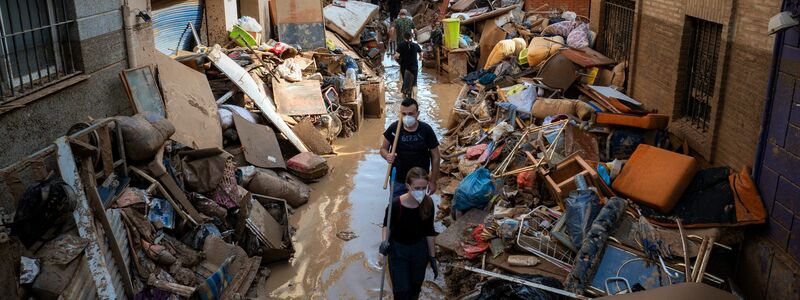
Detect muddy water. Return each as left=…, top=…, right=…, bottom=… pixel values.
left=263, top=57, right=461, bottom=299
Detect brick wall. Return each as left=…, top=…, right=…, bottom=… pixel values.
left=524, top=0, right=591, bottom=18
left=628, top=0, right=781, bottom=169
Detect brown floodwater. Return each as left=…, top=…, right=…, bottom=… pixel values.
left=262, top=57, right=461, bottom=299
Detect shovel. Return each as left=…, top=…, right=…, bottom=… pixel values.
left=379, top=168, right=397, bottom=300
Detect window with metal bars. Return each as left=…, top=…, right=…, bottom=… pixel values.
left=683, top=17, right=722, bottom=132
left=598, top=0, right=636, bottom=65
left=0, top=0, right=78, bottom=104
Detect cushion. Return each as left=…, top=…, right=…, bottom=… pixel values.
left=526, top=36, right=563, bottom=67
left=612, top=144, right=697, bottom=213
left=596, top=112, right=670, bottom=129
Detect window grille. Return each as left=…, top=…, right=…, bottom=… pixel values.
left=684, top=17, right=723, bottom=131
left=598, top=0, right=636, bottom=64
left=0, top=0, right=79, bottom=104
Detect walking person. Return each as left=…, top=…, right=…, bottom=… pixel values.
left=379, top=167, right=439, bottom=300
left=381, top=97, right=440, bottom=199
left=393, top=31, right=422, bottom=98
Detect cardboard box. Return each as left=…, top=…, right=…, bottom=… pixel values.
left=361, top=80, right=385, bottom=118
left=342, top=95, right=364, bottom=131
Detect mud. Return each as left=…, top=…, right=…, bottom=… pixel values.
left=262, top=57, right=462, bottom=299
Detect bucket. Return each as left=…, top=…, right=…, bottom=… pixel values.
left=443, top=18, right=461, bottom=49
left=230, top=25, right=258, bottom=47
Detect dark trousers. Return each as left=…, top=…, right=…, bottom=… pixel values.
left=388, top=239, right=428, bottom=300
left=401, top=68, right=418, bottom=97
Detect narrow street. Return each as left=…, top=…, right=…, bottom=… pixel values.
left=263, top=58, right=461, bottom=299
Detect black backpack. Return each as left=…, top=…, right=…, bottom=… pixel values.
left=11, top=175, right=77, bottom=247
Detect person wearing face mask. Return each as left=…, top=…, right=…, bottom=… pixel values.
left=381, top=97, right=441, bottom=199
left=379, top=167, right=439, bottom=300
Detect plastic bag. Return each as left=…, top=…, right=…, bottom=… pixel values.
left=454, top=168, right=496, bottom=212
left=237, top=16, right=262, bottom=33
left=503, top=83, right=536, bottom=114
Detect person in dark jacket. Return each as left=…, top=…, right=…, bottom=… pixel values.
left=393, top=31, right=423, bottom=98
left=379, top=167, right=439, bottom=300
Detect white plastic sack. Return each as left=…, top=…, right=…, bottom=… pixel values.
left=504, top=82, right=537, bottom=114
left=238, top=16, right=262, bottom=33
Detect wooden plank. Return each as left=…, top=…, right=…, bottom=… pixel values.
left=97, top=126, right=115, bottom=177
left=275, top=0, right=326, bottom=49
left=292, top=118, right=334, bottom=155
left=208, top=47, right=309, bottom=153
left=55, top=137, right=119, bottom=299
left=233, top=114, right=287, bottom=169
left=78, top=156, right=135, bottom=299
left=272, top=79, right=327, bottom=116
left=323, top=1, right=379, bottom=41
left=561, top=48, right=616, bottom=68
left=155, top=53, right=223, bottom=150
left=460, top=4, right=521, bottom=25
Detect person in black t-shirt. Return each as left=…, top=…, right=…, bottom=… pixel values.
left=381, top=97, right=440, bottom=199
left=379, top=167, right=439, bottom=300
left=393, top=32, right=422, bottom=98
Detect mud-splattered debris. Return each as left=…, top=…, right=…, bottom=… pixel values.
left=336, top=231, right=358, bottom=241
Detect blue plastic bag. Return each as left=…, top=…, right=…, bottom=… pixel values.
left=454, top=168, right=496, bottom=212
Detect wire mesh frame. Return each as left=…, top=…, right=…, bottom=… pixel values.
left=0, top=0, right=78, bottom=104
left=684, top=18, right=723, bottom=132
left=516, top=206, right=575, bottom=271
left=598, top=0, right=636, bottom=64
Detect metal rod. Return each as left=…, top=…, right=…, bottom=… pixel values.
left=13, top=0, right=36, bottom=91
left=676, top=219, right=692, bottom=283
left=24, top=0, right=45, bottom=87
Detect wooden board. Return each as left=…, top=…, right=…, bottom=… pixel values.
left=561, top=47, right=616, bottom=68
left=272, top=79, right=328, bottom=116
left=488, top=251, right=568, bottom=278
left=155, top=53, right=222, bottom=149
left=208, top=47, right=309, bottom=153
left=323, top=0, right=379, bottom=41
left=120, top=66, right=165, bottom=118
left=460, top=4, right=521, bottom=25
left=248, top=198, right=284, bottom=248
left=451, top=0, right=476, bottom=12
left=233, top=114, right=286, bottom=169
left=275, top=0, right=325, bottom=49
left=291, top=118, right=334, bottom=155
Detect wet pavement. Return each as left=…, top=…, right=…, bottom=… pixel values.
left=262, top=57, right=461, bottom=299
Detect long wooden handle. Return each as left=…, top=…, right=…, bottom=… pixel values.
left=383, top=122, right=403, bottom=189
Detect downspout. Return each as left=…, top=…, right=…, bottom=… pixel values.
left=752, top=19, right=786, bottom=182
left=122, top=0, right=138, bottom=68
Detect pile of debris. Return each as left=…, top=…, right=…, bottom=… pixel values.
left=430, top=1, right=768, bottom=299
left=0, top=4, right=388, bottom=299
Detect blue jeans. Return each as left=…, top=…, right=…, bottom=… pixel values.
left=392, top=180, right=408, bottom=199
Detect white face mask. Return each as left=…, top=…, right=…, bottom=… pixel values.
left=410, top=190, right=426, bottom=203
left=402, top=115, right=417, bottom=127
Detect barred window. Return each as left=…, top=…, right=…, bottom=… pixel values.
left=598, top=0, right=636, bottom=65
left=0, top=0, right=78, bottom=103
left=684, top=17, right=723, bottom=132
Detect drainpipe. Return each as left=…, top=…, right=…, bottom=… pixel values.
left=121, top=0, right=138, bottom=68
left=752, top=20, right=786, bottom=182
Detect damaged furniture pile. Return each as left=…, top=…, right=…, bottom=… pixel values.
left=0, top=5, right=387, bottom=299
left=430, top=1, right=769, bottom=299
